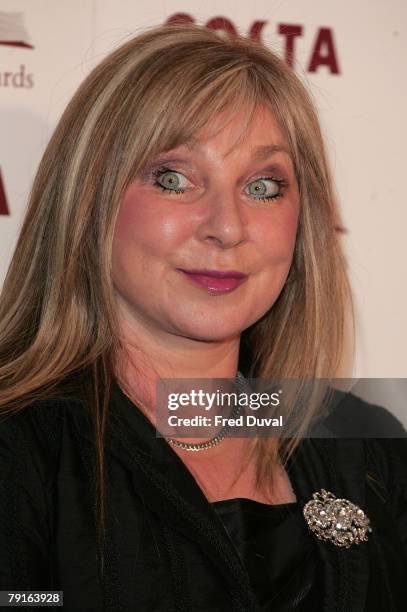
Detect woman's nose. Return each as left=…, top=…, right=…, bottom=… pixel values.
left=197, top=189, right=247, bottom=249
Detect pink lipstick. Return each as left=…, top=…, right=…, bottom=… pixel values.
left=177, top=268, right=247, bottom=294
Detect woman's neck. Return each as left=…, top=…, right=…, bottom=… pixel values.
left=115, top=314, right=242, bottom=409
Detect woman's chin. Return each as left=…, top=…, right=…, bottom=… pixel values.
left=172, top=318, right=250, bottom=342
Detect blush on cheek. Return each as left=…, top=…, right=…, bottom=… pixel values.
left=114, top=185, right=194, bottom=259
left=114, top=191, right=173, bottom=260
left=115, top=188, right=154, bottom=240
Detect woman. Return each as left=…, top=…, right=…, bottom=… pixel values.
left=0, top=23, right=406, bottom=611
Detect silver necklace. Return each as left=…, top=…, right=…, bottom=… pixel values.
left=166, top=371, right=247, bottom=452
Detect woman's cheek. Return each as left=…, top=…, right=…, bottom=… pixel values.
left=254, top=215, right=298, bottom=265
left=114, top=187, right=195, bottom=261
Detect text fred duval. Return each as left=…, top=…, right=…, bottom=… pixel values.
left=167, top=414, right=283, bottom=428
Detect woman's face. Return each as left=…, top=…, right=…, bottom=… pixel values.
left=112, top=106, right=300, bottom=342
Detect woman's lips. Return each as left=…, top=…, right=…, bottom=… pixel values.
left=177, top=269, right=247, bottom=294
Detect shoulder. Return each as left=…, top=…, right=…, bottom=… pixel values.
left=319, top=388, right=407, bottom=438
left=316, top=389, right=407, bottom=500
left=0, top=394, right=86, bottom=438
left=0, top=395, right=90, bottom=483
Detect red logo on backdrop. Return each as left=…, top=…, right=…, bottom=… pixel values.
left=166, top=14, right=340, bottom=74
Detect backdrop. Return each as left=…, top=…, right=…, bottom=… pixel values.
left=1, top=1, right=406, bottom=422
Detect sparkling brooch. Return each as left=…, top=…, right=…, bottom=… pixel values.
left=303, top=489, right=372, bottom=548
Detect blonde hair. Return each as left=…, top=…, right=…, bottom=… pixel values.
left=0, top=23, right=352, bottom=564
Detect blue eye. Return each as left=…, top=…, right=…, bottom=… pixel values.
left=153, top=168, right=188, bottom=193
left=246, top=177, right=285, bottom=201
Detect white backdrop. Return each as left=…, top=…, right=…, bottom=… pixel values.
left=0, top=1, right=406, bottom=421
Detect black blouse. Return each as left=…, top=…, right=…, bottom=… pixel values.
left=1, top=381, right=407, bottom=610
left=212, top=498, right=322, bottom=610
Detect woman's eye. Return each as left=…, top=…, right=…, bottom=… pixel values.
left=245, top=177, right=285, bottom=201
left=153, top=168, right=188, bottom=193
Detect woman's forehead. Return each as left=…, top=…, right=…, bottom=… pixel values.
left=156, top=104, right=291, bottom=159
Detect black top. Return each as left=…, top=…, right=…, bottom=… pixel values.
left=0, top=380, right=407, bottom=611
left=212, top=498, right=322, bottom=610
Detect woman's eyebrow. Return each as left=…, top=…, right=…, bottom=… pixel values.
left=250, top=144, right=291, bottom=160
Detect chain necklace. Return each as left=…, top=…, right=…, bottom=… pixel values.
left=166, top=371, right=247, bottom=452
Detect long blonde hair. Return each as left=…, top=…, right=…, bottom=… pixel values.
left=0, top=23, right=352, bottom=563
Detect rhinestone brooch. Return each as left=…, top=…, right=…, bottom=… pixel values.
left=303, top=489, right=372, bottom=548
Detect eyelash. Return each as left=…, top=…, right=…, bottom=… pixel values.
left=151, top=166, right=287, bottom=201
